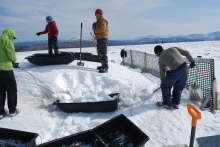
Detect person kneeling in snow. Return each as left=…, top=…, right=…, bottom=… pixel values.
left=154, top=45, right=195, bottom=109
left=0, top=28, right=20, bottom=118
left=92, top=9, right=109, bottom=73
left=36, top=16, right=59, bottom=55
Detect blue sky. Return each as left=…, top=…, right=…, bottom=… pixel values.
left=0, top=0, right=220, bottom=43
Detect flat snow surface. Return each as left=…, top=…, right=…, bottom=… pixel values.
left=1, top=41, right=220, bottom=146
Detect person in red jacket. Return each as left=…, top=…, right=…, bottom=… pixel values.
left=36, top=16, right=59, bottom=54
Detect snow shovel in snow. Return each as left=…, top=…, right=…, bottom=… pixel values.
left=163, top=104, right=202, bottom=147
left=153, top=87, right=161, bottom=93
left=77, top=22, right=84, bottom=66
left=189, top=56, right=203, bottom=102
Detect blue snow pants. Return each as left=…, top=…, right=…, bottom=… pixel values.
left=161, top=65, right=188, bottom=107
left=97, top=39, right=108, bottom=69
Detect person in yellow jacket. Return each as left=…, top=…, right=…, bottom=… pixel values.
left=92, top=9, right=109, bottom=73
left=0, top=28, right=19, bottom=119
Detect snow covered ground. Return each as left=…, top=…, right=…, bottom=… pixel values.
left=1, top=41, right=220, bottom=147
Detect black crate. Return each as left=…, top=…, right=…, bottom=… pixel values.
left=93, top=114, right=149, bottom=147
left=0, top=127, right=38, bottom=147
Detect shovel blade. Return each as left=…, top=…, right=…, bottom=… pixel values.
left=77, top=61, right=84, bottom=66
left=189, top=85, right=203, bottom=102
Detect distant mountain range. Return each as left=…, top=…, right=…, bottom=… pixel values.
left=14, top=31, right=220, bottom=52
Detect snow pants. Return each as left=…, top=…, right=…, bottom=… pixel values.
left=48, top=37, right=59, bottom=54
left=0, top=70, right=17, bottom=115
left=161, top=65, right=188, bottom=107
left=97, top=39, right=108, bottom=69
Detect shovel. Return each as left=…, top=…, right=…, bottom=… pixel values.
left=189, top=56, right=203, bottom=102
left=163, top=104, right=202, bottom=147
left=77, top=22, right=84, bottom=66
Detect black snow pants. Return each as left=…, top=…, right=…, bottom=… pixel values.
left=97, top=38, right=108, bottom=69
left=48, top=36, right=59, bottom=54
left=0, top=70, right=17, bottom=115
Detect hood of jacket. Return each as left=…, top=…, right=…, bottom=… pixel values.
left=1, top=28, right=17, bottom=41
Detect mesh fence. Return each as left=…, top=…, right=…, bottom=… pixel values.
left=124, top=50, right=215, bottom=108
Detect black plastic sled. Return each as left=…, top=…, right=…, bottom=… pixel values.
left=0, top=127, right=39, bottom=147
left=37, top=114, right=149, bottom=147
left=52, top=93, right=119, bottom=113
left=25, top=52, right=75, bottom=66
left=93, top=114, right=150, bottom=147
left=75, top=52, right=100, bottom=62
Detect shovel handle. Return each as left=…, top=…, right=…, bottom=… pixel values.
left=187, top=104, right=202, bottom=127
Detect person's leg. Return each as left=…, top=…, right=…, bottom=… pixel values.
left=98, top=39, right=108, bottom=69
left=53, top=37, right=59, bottom=54
left=48, top=37, right=53, bottom=54
left=5, top=71, right=17, bottom=114
left=0, top=71, right=7, bottom=115
left=161, top=69, right=183, bottom=107
left=97, top=39, right=102, bottom=67
left=172, top=66, right=188, bottom=105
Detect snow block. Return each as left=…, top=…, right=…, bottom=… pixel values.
left=75, top=52, right=100, bottom=62
left=37, top=114, right=149, bottom=147
left=52, top=93, right=119, bottom=113
left=0, top=127, right=38, bottom=147
left=25, top=52, right=75, bottom=66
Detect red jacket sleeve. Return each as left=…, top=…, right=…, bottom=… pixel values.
left=40, top=24, right=49, bottom=34
left=52, top=22, right=59, bottom=36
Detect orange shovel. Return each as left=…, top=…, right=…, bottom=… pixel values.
left=187, top=104, right=202, bottom=147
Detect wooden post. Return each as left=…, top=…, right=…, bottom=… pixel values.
left=213, top=78, right=218, bottom=110
left=130, top=50, right=134, bottom=69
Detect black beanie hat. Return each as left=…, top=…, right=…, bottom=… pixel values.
left=154, top=45, right=164, bottom=54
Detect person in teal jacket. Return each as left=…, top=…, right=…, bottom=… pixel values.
left=0, top=28, right=20, bottom=119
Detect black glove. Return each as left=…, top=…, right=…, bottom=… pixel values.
left=93, top=22, right=96, bottom=27
left=190, top=61, right=196, bottom=68
left=13, top=63, right=19, bottom=68
left=36, top=32, right=41, bottom=36
left=54, top=36, right=58, bottom=41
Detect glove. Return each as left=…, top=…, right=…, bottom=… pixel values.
left=93, top=22, right=96, bottom=27
left=54, top=36, right=58, bottom=41
left=190, top=61, right=196, bottom=68
left=13, top=63, right=19, bottom=68
left=36, top=32, right=41, bottom=36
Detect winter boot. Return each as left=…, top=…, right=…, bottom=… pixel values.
left=172, top=103, right=180, bottom=109
left=0, top=109, right=8, bottom=119
left=99, top=68, right=108, bottom=73
left=9, top=108, right=20, bottom=117
left=156, top=101, right=170, bottom=109
left=97, top=66, right=102, bottom=70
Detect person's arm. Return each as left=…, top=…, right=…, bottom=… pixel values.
left=158, top=58, right=166, bottom=82
left=6, top=41, right=17, bottom=63
left=175, top=47, right=194, bottom=62
left=94, top=20, right=106, bottom=33
left=92, top=22, right=96, bottom=31
left=40, top=25, right=48, bottom=35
